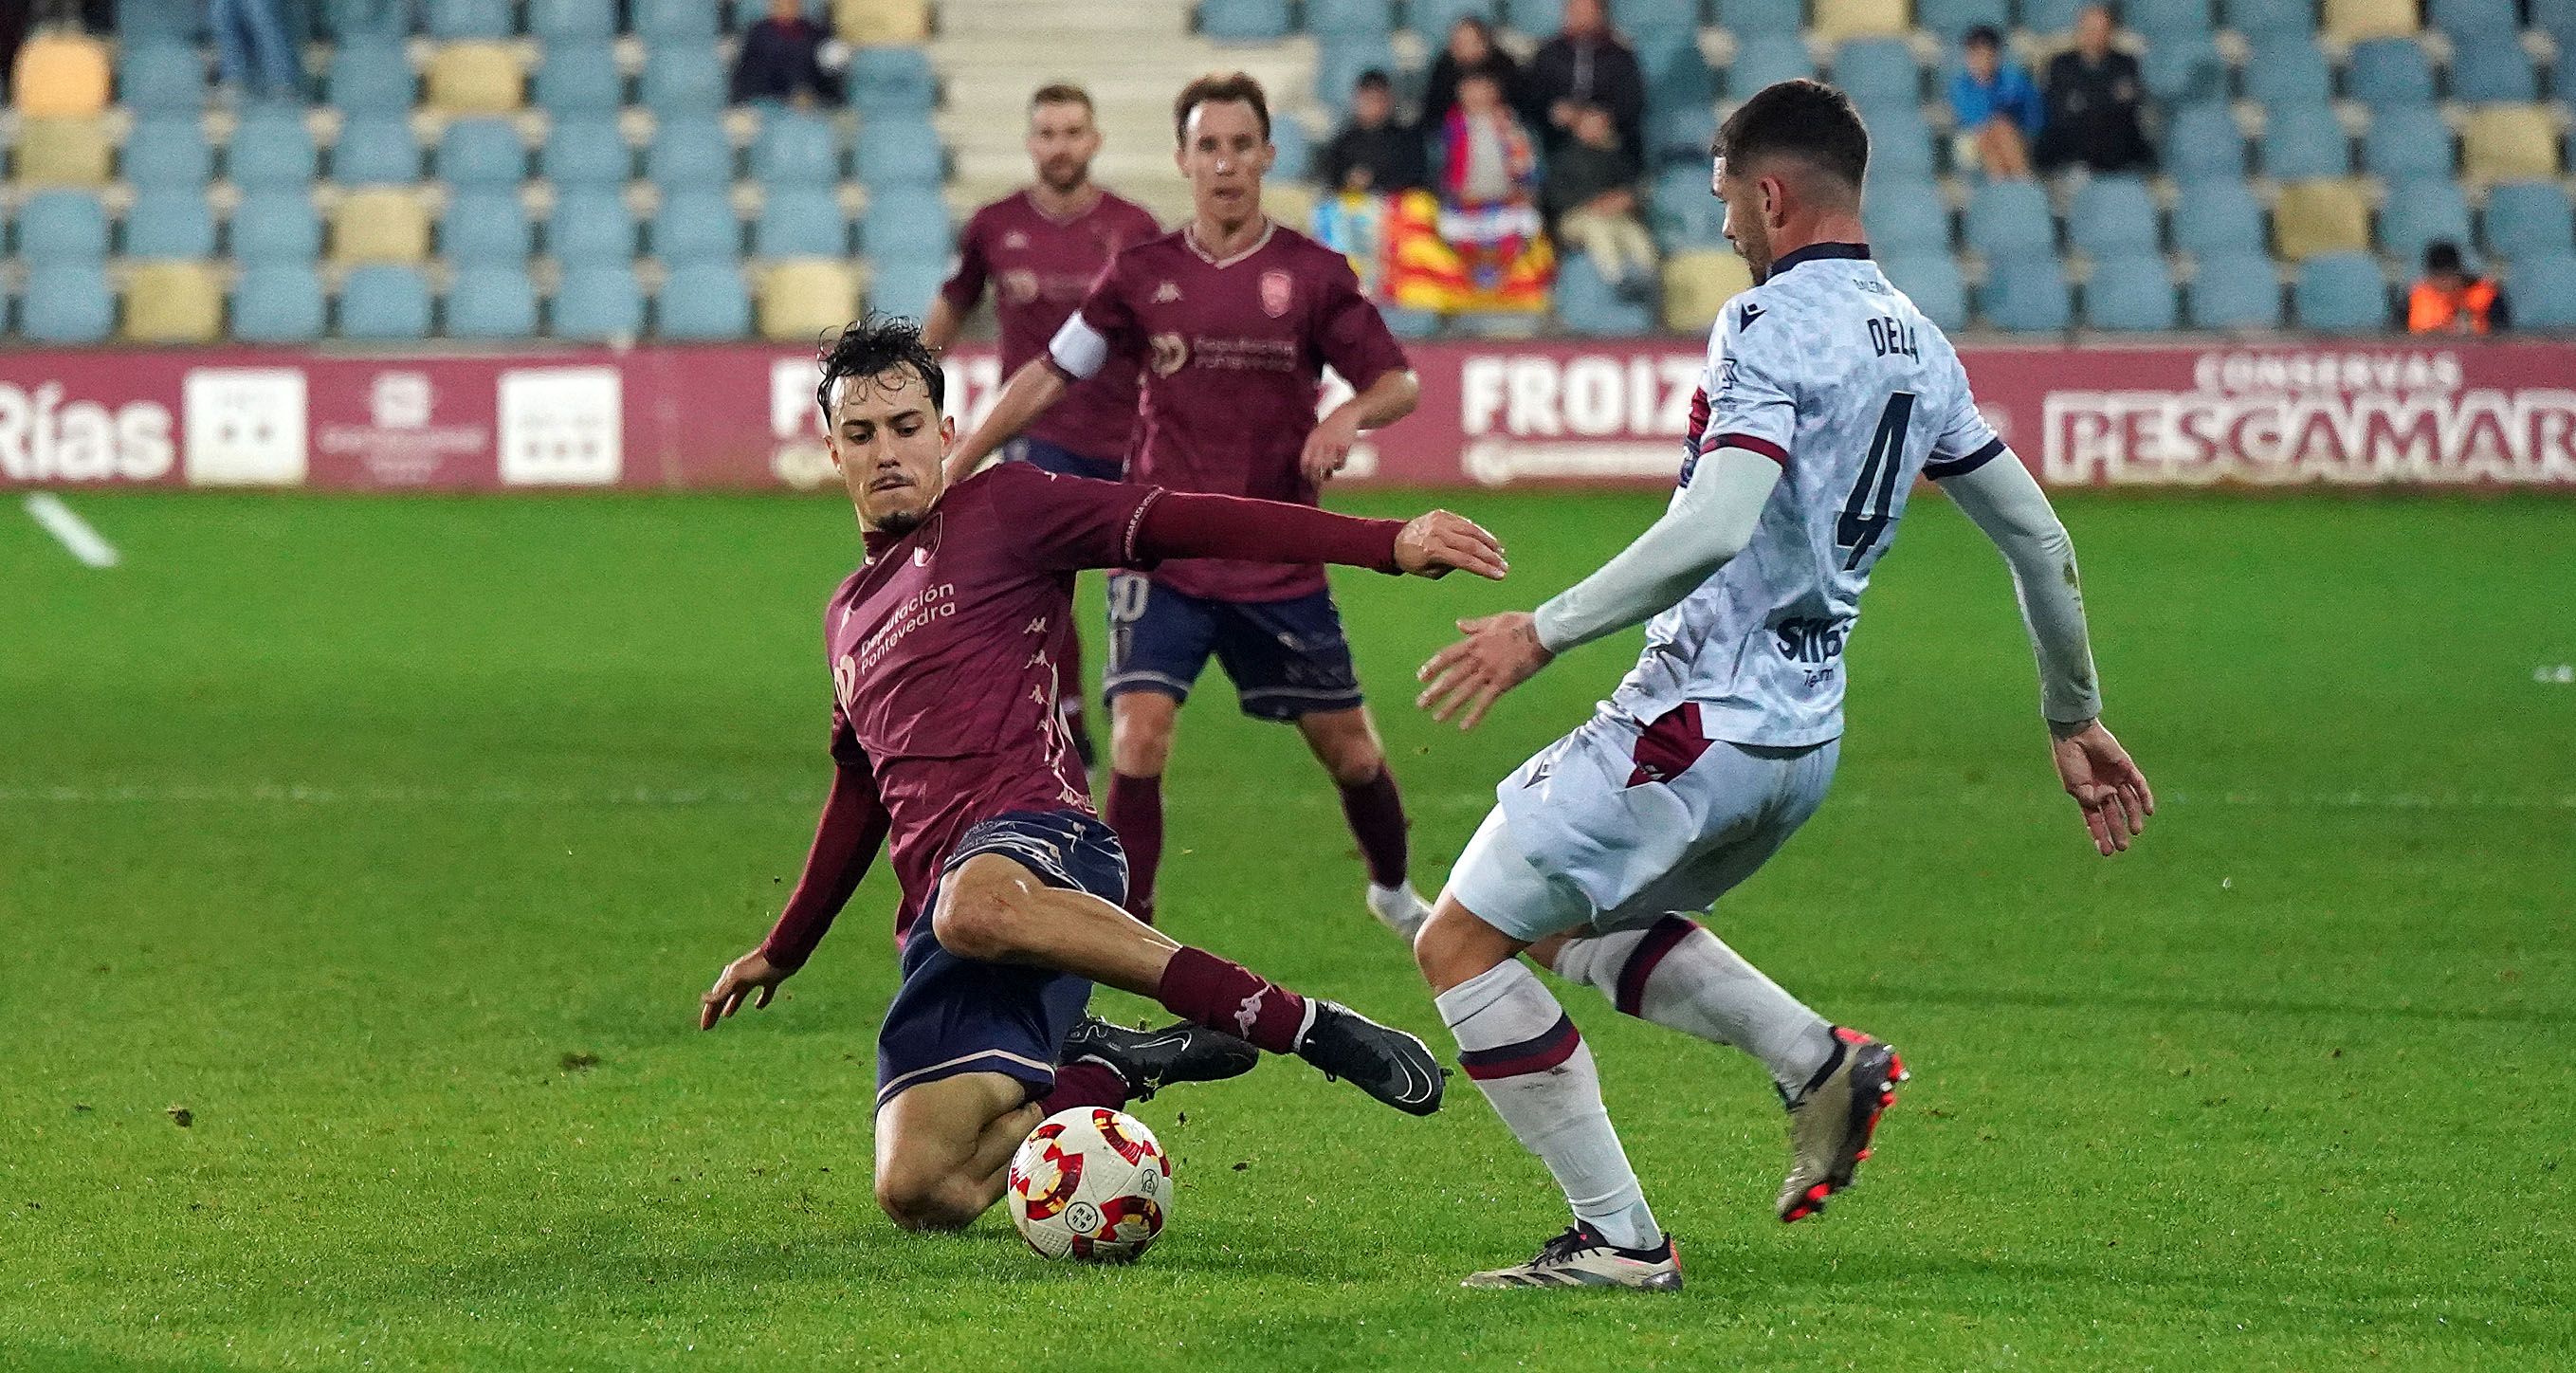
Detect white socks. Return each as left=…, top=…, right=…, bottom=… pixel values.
left=1548, top=915, right=1834, bottom=1097
left=1436, top=960, right=1662, bottom=1252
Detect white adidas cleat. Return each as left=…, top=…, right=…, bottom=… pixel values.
left=1365, top=881, right=1432, bottom=941
left=1462, top=1223, right=1684, bottom=1291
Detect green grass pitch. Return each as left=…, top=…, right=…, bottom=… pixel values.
left=5, top=487, right=2571, bottom=1371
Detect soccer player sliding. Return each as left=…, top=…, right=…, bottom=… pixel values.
left=1408, top=81, right=2157, bottom=1289
left=699, top=316, right=1505, bottom=1233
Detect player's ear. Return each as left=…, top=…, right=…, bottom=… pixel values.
left=938, top=412, right=957, bottom=450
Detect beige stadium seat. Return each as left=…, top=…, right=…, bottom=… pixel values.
left=759, top=259, right=861, bottom=340
left=2322, top=0, right=2416, bottom=41
left=1812, top=0, right=1909, bottom=44
left=2272, top=178, right=2370, bottom=260
left=14, top=116, right=114, bottom=186
left=123, top=261, right=225, bottom=342
left=836, top=0, right=932, bottom=45
left=426, top=42, right=523, bottom=114
left=1660, top=249, right=1754, bottom=332
left=12, top=30, right=112, bottom=117
left=333, top=188, right=431, bottom=264
left=2461, top=105, right=2560, bottom=181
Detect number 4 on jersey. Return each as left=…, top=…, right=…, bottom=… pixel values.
left=1836, top=392, right=1915, bottom=570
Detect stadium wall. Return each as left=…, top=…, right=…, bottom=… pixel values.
left=3, top=339, right=2572, bottom=491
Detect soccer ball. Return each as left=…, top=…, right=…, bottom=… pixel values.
left=1005, top=1107, right=1173, bottom=1262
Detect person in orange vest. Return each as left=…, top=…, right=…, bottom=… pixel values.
left=2402, top=241, right=2512, bottom=335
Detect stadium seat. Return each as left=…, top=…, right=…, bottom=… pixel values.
left=2323, top=0, right=2417, bottom=40
left=637, top=0, right=721, bottom=39
left=2273, top=178, right=2369, bottom=258
left=1308, top=0, right=1397, bottom=31
left=1830, top=38, right=1919, bottom=108
left=2171, top=178, right=2266, bottom=254
left=1660, top=248, right=1755, bottom=332
left=124, top=189, right=219, bottom=258
left=1728, top=35, right=1816, bottom=97
left=436, top=119, right=522, bottom=190
left=2380, top=178, right=2474, bottom=265
left=320, top=0, right=406, bottom=37
left=1314, top=34, right=1402, bottom=111
left=330, top=115, right=415, bottom=184
left=441, top=188, right=534, bottom=263
left=2021, top=0, right=2087, bottom=33
left=1503, top=0, right=1564, bottom=30
left=641, top=47, right=726, bottom=114
left=1964, top=178, right=2055, bottom=259
left=2261, top=101, right=2349, bottom=179
left=2447, top=44, right=2537, bottom=103
left=1269, top=114, right=1315, bottom=181
left=338, top=265, right=433, bottom=339
left=2162, top=101, right=2245, bottom=183
left=22, top=265, right=115, bottom=342
left=758, top=260, right=861, bottom=340
left=228, top=109, right=318, bottom=190
left=1409, top=0, right=1498, bottom=37
left=860, top=187, right=952, bottom=254
left=849, top=47, right=937, bottom=115
left=120, top=0, right=204, bottom=42
left=230, top=192, right=324, bottom=264
left=653, top=188, right=742, bottom=264
left=2083, top=254, right=2179, bottom=329
left=548, top=188, right=638, bottom=264
left=1812, top=0, right=1909, bottom=43
left=868, top=254, right=948, bottom=317
left=1865, top=175, right=1950, bottom=253
left=16, top=191, right=109, bottom=263
left=1651, top=101, right=1721, bottom=166
left=854, top=119, right=944, bottom=186
left=1721, top=0, right=1806, bottom=31
left=326, top=41, right=415, bottom=117
left=2069, top=176, right=2159, bottom=256
left=122, top=117, right=214, bottom=187
left=17, top=30, right=111, bottom=119
left=15, top=116, right=114, bottom=187
left=1650, top=163, right=1728, bottom=244
left=1629, top=25, right=1705, bottom=92
left=2183, top=250, right=2284, bottom=326
left=536, top=49, right=624, bottom=116
left=114, top=41, right=202, bottom=116
left=2293, top=250, right=2387, bottom=328
left=2223, top=0, right=2313, bottom=41
left=2461, top=105, right=2558, bottom=180
left=1915, top=0, right=2008, bottom=40
left=2345, top=38, right=2435, bottom=107
left=1980, top=261, right=2074, bottom=331
left=2510, top=252, right=2576, bottom=326
left=2482, top=181, right=2575, bottom=260
left=333, top=189, right=431, bottom=265
left=552, top=262, right=647, bottom=339
left=1199, top=0, right=1292, bottom=35
left=541, top=118, right=630, bottom=188
left=2242, top=37, right=2331, bottom=107
left=655, top=261, right=750, bottom=338
left=1554, top=253, right=1657, bottom=336
left=1864, top=105, right=1936, bottom=177
left=428, top=43, right=523, bottom=113
left=532, top=0, right=616, bottom=40
left=429, top=0, right=512, bottom=38
left=2129, top=0, right=2214, bottom=39
left=1881, top=251, right=1967, bottom=329
left=755, top=186, right=851, bottom=257
left=834, top=0, right=934, bottom=45
left=232, top=263, right=328, bottom=341
left=2428, top=0, right=2517, bottom=40
left=755, top=110, right=843, bottom=187
left=2360, top=102, right=2452, bottom=179
left=445, top=265, right=539, bottom=337
left=122, top=261, right=224, bottom=342
left=2142, top=35, right=2225, bottom=104
left=649, top=118, right=737, bottom=187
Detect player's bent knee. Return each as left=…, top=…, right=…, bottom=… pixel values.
left=930, top=858, right=1041, bottom=963
left=874, top=1165, right=989, bottom=1232
left=1413, top=895, right=1526, bottom=993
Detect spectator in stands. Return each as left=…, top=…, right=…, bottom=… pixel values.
left=1422, top=15, right=1525, bottom=133
left=1319, top=69, right=1428, bottom=193
left=1529, top=0, right=1646, bottom=160
left=731, top=0, right=849, bottom=106
left=2035, top=4, right=2154, bottom=175
left=211, top=0, right=302, bottom=102
left=2402, top=241, right=2512, bottom=334
left=1443, top=70, right=1537, bottom=210
left=1543, top=102, right=1654, bottom=294
left=1948, top=26, right=2042, bottom=180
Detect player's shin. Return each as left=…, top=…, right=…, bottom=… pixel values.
left=1544, top=916, right=1834, bottom=1097
left=1103, top=771, right=1162, bottom=923
left=1437, top=961, right=1662, bottom=1251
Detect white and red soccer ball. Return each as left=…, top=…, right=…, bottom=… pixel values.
left=1005, top=1108, right=1172, bottom=1262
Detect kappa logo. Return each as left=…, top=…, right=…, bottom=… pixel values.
left=1002, top=230, right=1030, bottom=249
left=1259, top=269, right=1293, bottom=318
left=1233, top=987, right=1267, bottom=1036
left=1152, top=280, right=1182, bottom=303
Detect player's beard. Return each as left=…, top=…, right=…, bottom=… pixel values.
left=871, top=508, right=925, bottom=539
left=1041, top=158, right=1089, bottom=193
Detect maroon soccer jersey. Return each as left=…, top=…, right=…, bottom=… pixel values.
left=1051, top=220, right=1410, bottom=603
left=940, top=189, right=1160, bottom=464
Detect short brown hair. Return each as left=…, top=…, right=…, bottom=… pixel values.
left=1173, top=71, right=1270, bottom=146
left=1030, top=82, right=1092, bottom=113
left=1714, top=78, right=1869, bottom=192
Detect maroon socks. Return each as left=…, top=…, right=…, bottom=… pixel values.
left=1336, top=766, right=1411, bottom=890
left=1105, top=770, right=1163, bottom=923
left=1039, top=1060, right=1131, bottom=1115
left=1155, top=946, right=1310, bottom=1054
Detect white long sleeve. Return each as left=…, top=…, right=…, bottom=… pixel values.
left=1532, top=448, right=1782, bottom=655
left=1936, top=453, right=2103, bottom=726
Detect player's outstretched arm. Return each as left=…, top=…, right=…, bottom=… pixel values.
left=1935, top=454, right=2153, bottom=854
left=1128, top=490, right=1506, bottom=581
left=699, top=761, right=890, bottom=1029
left=942, top=357, right=1068, bottom=485
left=1416, top=447, right=1780, bottom=729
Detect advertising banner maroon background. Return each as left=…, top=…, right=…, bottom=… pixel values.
left=5, top=338, right=2570, bottom=491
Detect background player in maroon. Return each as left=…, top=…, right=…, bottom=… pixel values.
left=924, top=83, right=1159, bottom=771
left=698, top=317, right=1507, bottom=1232
left=945, top=72, right=1438, bottom=940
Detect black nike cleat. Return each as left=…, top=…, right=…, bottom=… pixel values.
left=1294, top=1000, right=1446, bottom=1116
left=1059, top=1016, right=1258, bottom=1102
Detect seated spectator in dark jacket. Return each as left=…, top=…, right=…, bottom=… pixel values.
left=1948, top=26, right=2043, bottom=179
left=2402, top=241, right=2512, bottom=333
left=1528, top=0, right=1646, bottom=159
left=1422, top=16, right=1526, bottom=134
left=2035, top=5, right=2153, bottom=174
left=1543, top=103, right=1655, bottom=290
left=730, top=0, right=847, bottom=106
left=1319, top=69, right=1429, bottom=193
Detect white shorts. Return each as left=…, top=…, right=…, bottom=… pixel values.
left=1444, top=705, right=1839, bottom=943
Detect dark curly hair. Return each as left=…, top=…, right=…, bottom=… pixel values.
left=1713, top=79, right=1870, bottom=194
left=813, top=314, right=944, bottom=423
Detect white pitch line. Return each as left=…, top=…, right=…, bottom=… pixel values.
left=23, top=493, right=119, bottom=568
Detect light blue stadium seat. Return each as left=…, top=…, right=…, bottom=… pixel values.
left=334, top=114, right=419, bottom=183
left=2222, top=0, right=2312, bottom=40
left=1314, top=35, right=1401, bottom=110
left=2022, top=0, right=2089, bottom=35
left=438, top=118, right=525, bottom=188
left=446, top=264, right=539, bottom=337
left=2242, top=37, right=2331, bottom=106
left=1867, top=177, right=1950, bottom=252
left=850, top=47, right=937, bottom=115
left=2260, top=101, right=2348, bottom=178
left=2380, top=178, right=2474, bottom=265
left=1270, top=114, right=1315, bottom=180
left=532, top=0, right=616, bottom=40
left=861, top=188, right=954, bottom=255
left=233, top=264, right=328, bottom=341
left=229, top=192, right=323, bottom=264
left=1652, top=101, right=1720, bottom=165
left=1555, top=253, right=1655, bottom=336
left=2164, top=101, right=2246, bottom=182
left=1964, top=178, right=2055, bottom=259
left=553, top=263, right=646, bottom=339
left=1882, top=251, right=1968, bottom=329
left=119, top=42, right=207, bottom=114
left=326, top=41, right=414, bottom=117
left=18, top=191, right=110, bottom=263
left=1647, top=41, right=1720, bottom=119
left=1832, top=38, right=1919, bottom=108
left=1729, top=35, right=1815, bottom=97
left=1650, top=163, right=1726, bottom=244
left=2129, top=0, right=2213, bottom=37
left=2360, top=102, right=2450, bottom=179
left=536, top=49, right=624, bottom=116
left=2070, top=176, right=2159, bottom=255
left=755, top=187, right=850, bottom=256
left=2512, top=253, right=2576, bottom=326
left=1981, top=259, right=2073, bottom=331
left=124, top=189, right=218, bottom=258
left=1865, top=104, right=1936, bottom=176
left=2171, top=178, right=2265, bottom=253
left=120, top=0, right=203, bottom=41
left=1916, top=0, right=2008, bottom=42
left=755, top=110, right=842, bottom=186
left=1380, top=304, right=1443, bottom=338
left=2142, top=34, right=2224, bottom=104
left=338, top=265, right=434, bottom=339
left=644, top=48, right=727, bottom=114
left=2345, top=38, right=2434, bottom=107
left=2084, top=253, right=2179, bottom=329
left=635, top=0, right=719, bottom=39
left=2184, top=250, right=2283, bottom=326
left=23, top=266, right=115, bottom=343
left=653, top=189, right=742, bottom=264
left=441, top=188, right=533, bottom=263
left=2293, top=251, right=2387, bottom=329
left=1720, top=0, right=1804, bottom=31
left=229, top=108, right=318, bottom=189
left=1502, top=0, right=1563, bottom=31
left=2483, top=181, right=2575, bottom=260
left=2447, top=43, right=2536, bottom=102
left=1629, top=25, right=1705, bottom=92
left=649, top=118, right=736, bottom=187
left=868, top=255, right=949, bottom=317
left=320, top=0, right=407, bottom=37
left=542, top=118, right=630, bottom=187
left=655, top=262, right=750, bottom=338
left=1308, top=0, right=1397, bottom=33
left=123, top=117, right=214, bottom=187
left=854, top=119, right=944, bottom=186
left=2542, top=0, right=2576, bottom=63
left=1409, top=0, right=1497, bottom=36
left=548, top=188, right=638, bottom=264
left=2429, top=0, right=2518, bottom=39
left=428, top=0, right=512, bottom=38
left=1201, top=0, right=1294, bottom=40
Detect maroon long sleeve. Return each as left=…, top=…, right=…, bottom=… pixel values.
left=1131, top=490, right=1404, bottom=575
left=758, top=762, right=891, bottom=972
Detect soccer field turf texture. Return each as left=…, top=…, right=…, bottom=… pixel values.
left=5, top=488, right=2570, bottom=1372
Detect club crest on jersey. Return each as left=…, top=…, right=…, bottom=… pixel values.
left=1152, top=280, right=1182, bottom=303
left=1001, top=230, right=1030, bottom=250
left=1148, top=333, right=1190, bottom=376
left=1259, top=270, right=1294, bottom=318
left=1002, top=269, right=1041, bottom=303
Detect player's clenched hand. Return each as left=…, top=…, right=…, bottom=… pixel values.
left=1394, top=510, right=1508, bottom=581
left=699, top=947, right=790, bottom=1031
left=2050, top=720, right=2154, bottom=856
left=1300, top=411, right=1364, bottom=484
left=1416, top=611, right=1553, bottom=729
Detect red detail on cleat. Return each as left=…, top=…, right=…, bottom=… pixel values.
left=1807, top=1183, right=1829, bottom=1201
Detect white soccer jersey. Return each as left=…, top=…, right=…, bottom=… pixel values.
left=1607, top=243, right=2005, bottom=748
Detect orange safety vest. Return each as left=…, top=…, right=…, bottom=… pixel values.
left=2406, top=279, right=2499, bottom=334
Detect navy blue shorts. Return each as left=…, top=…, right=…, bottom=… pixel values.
left=1010, top=437, right=1124, bottom=484
left=873, top=809, right=1128, bottom=1111
left=1103, top=576, right=1363, bottom=722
